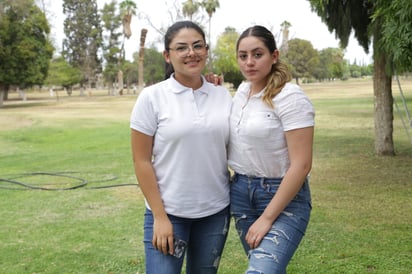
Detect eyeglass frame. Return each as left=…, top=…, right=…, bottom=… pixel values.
left=167, top=41, right=209, bottom=57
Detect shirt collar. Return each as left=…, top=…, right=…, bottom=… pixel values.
left=168, top=73, right=209, bottom=95
left=239, top=82, right=264, bottom=98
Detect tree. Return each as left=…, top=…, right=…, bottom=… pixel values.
left=101, top=1, right=123, bottom=88
left=279, top=21, right=292, bottom=55
left=135, top=46, right=165, bottom=86
left=119, top=60, right=137, bottom=92
left=309, top=0, right=412, bottom=156
left=118, top=0, right=137, bottom=94
left=317, top=47, right=345, bottom=80
left=0, top=0, right=54, bottom=106
left=119, top=0, right=136, bottom=39
left=213, top=27, right=243, bottom=88
left=137, top=28, right=148, bottom=91
left=201, top=0, right=219, bottom=70
left=378, top=0, right=412, bottom=74
left=62, top=0, right=103, bottom=89
left=128, top=46, right=164, bottom=87
left=285, top=38, right=319, bottom=84
left=45, top=57, right=82, bottom=96
left=183, top=0, right=200, bottom=21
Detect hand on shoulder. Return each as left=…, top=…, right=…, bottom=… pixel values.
left=205, top=73, right=224, bottom=86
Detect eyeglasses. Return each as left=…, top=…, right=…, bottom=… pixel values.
left=167, top=42, right=208, bottom=57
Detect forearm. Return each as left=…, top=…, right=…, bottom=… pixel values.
left=262, top=126, right=313, bottom=222
left=261, top=166, right=309, bottom=222
left=134, top=161, right=168, bottom=219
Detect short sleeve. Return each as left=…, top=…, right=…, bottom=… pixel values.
left=130, top=89, right=158, bottom=136
left=275, top=86, right=315, bottom=131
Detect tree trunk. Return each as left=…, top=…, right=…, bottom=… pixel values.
left=138, top=29, right=148, bottom=93
left=0, top=84, right=4, bottom=108
left=123, top=14, right=132, bottom=39
left=280, top=25, right=289, bottom=55
left=117, top=70, right=123, bottom=95
left=373, top=36, right=395, bottom=156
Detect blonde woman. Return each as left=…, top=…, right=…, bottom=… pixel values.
left=229, top=25, right=315, bottom=274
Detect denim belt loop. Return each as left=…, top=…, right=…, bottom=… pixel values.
left=260, top=178, right=270, bottom=192
left=235, top=173, right=271, bottom=191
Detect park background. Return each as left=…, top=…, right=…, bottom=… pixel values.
left=1, top=0, right=411, bottom=273
left=1, top=78, right=411, bottom=273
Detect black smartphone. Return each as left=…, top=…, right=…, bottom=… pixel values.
left=172, top=237, right=187, bottom=258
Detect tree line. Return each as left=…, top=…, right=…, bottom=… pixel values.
left=1, top=0, right=371, bottom=99
left=1, top=0, right=411, bottom=156
left=213, top=26, right=373, bottom=88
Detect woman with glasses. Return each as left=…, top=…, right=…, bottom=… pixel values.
left=130, top=21, right=232, bottom=274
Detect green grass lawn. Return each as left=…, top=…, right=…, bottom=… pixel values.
left=0, top=78, right=411, bottom=273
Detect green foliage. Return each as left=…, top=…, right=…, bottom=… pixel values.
left=348, top=62, right=373, bottom=78
left=182, top=0, right=201, bottom=20
left=200, top=0, right=220, bottom=18
left=45, top=57, right=82, bottom=89
left=0, top=0, right=54, bottom=88
left=308, top=0, right=412, bottom=156
left=121, top=60, right=138, bottom=86
left=309, top=0, right=372, bottom=51
left=309, top=0, right=411, bottom=73
left=101, top=1, right=123, bottom=84
left=286, top=38, right=319, bottom=82
left=62, top=0, right=103, bottom=85
left=105, top=46, right=163, bottom=88
left=213, top=27, right=243, bottom=88
left=316, top=47, right=345, bottom=80
left=377, top=0, right=412, bottom=73
left=119, top=0, right=137, bottom=16
left=141, top=47, right=165, bottom=85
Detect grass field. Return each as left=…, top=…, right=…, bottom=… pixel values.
left=0, top=78, right=411, bottom=273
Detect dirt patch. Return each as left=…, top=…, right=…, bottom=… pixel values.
left=0, top=115, right=35, bottom=130
left=1, top=90, right=138, bottom=130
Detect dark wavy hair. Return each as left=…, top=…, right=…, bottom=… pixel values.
left=163, top=21, right=206, bottom=79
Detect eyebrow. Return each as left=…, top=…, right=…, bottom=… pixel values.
left=174, top=40, right=203, bottom=46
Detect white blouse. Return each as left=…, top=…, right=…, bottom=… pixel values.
left=228, top=82, right=315, bottom=178
left=130, top=75, right=233, bottom=218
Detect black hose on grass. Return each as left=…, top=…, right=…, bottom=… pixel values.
left=0, top=172, right=138, bottom=190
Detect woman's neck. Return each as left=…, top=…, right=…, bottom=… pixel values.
left=174, top=74, right=203, bottom=90
left=249, top=82, right=265, bottom=95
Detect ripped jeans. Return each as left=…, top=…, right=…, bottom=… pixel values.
left=230, top=173, right=311, bottom=274
left=143, top=206, right=230, bottom=274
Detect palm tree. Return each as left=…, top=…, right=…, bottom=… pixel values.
left=118, top=0, right=137, bottom=94
left=183, top=0, right=200, bottom=21
left=280, top=21, right=292, bottom=55
left=201, top=0, right=220, bottom=70
left=119, top=0, right=137, bottom=39
left=138, top=28, right=148, bottom=93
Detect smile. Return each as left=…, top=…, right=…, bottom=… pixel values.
left=184, top=59, right=200, bottom=65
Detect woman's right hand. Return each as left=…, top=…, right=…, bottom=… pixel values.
left=152, top=215, right=174, bottom=255
left=205, top=73, right=224, bottom=86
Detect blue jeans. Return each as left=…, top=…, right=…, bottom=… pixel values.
left=143, top=206, right=230, bottom=274
left=230, top=173, right=312, bottom=274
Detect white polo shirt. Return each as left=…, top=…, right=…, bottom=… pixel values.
left=228, top=82, right=315, bottom=178
left=130, top=75, right=232, bottom=218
